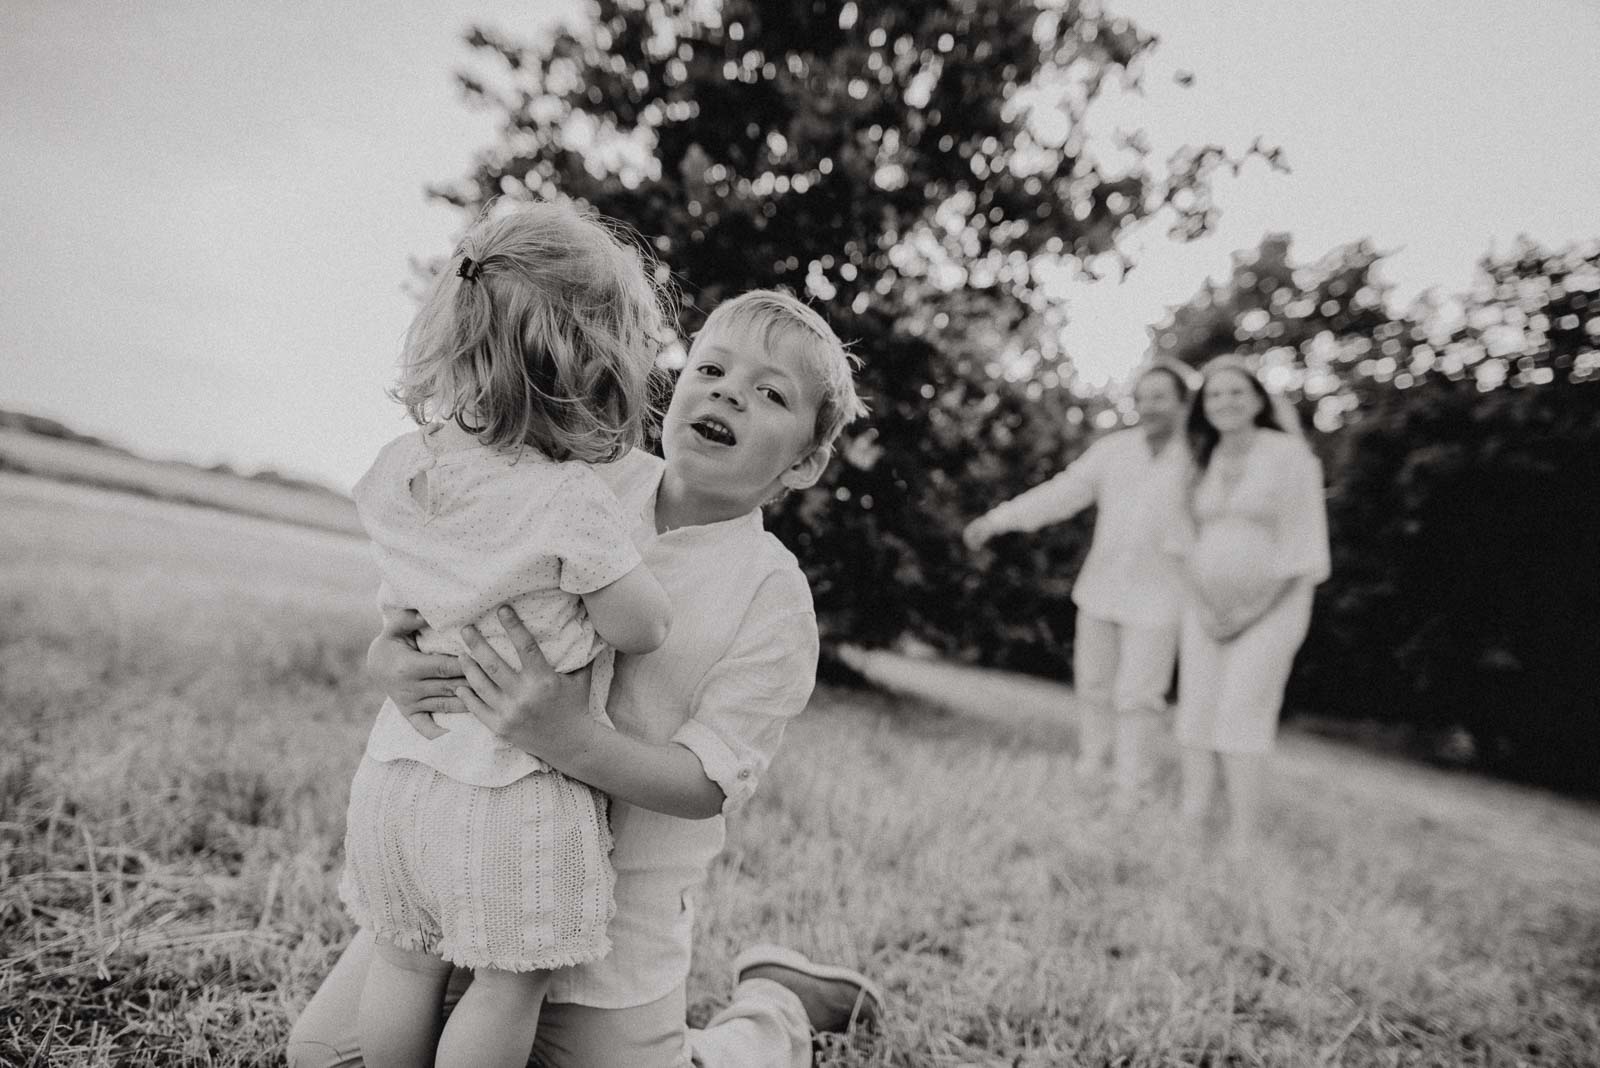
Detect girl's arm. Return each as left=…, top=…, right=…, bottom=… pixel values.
left=456, top=607, right=723, bottom=819
left=582, top=562, right=672, bottom=654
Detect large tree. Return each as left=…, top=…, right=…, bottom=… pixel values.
left=432, top=0, right=1272, bottom=671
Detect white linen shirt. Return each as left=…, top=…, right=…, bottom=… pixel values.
left=356, top=422, right=640, bottom=787
left=545, top=450, right=820, bottom=1008
left=986, top=427, right=1188, bottom=627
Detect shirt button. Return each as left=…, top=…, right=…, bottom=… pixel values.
left=737, top=769, right=751, bottom=779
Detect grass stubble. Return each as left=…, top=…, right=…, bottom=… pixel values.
left=3, top=475, right=1598, bottom=1066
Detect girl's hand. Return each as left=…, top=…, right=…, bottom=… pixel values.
left=455, top=605, right=595, bottom=762
left=368, top=608, right=465, bottom=740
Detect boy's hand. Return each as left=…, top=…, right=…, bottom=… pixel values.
left=368, top=608, right=464, bottom=740
left=456, top=605, right=595, bottom=761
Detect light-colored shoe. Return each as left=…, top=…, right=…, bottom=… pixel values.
left=733, top=944, right=885, bottom=1033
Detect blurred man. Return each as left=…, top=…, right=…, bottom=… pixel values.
left=964, top=361, right=1192, bottom=799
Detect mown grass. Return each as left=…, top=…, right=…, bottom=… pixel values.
left=4, top=473, right=1599, bottom=1066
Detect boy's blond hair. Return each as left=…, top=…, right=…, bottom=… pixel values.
left=393, top=201, right=671, bottom=462
left=689, top=290, right=868, bottom=454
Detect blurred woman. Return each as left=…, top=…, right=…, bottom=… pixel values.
left=964, top=361, right=1192, bottom=800
left=1167, top=355, right=1330, bottom=855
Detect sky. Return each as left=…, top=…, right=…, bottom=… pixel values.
left=3, top=0, right=1598, bottom=492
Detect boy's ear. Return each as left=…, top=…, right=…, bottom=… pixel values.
left=779, top=443, right=832, bottom=492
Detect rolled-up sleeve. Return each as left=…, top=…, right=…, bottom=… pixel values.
left=1275, top=445, right=1331, bottom=583
left=671, top=571, right=819, bottom=814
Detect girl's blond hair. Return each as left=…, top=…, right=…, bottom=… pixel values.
left=393, top=201, right=671, bottom=462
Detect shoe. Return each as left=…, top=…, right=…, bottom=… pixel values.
left=733, top=944, right=884, bottom=1032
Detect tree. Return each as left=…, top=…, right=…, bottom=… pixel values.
left=1148, top=232, right=1414, bottom=436
left=1307, top=241, right=1600, bottom=791
left=431, top=0, right=1274, bottom=669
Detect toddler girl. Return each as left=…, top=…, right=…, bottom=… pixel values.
left=338, top=202, right=672, bottom=1067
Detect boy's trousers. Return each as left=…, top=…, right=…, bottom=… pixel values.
left=285, top=928, right=812, bottom=1068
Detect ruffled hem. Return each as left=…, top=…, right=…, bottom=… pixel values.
left=346, top=894, right=615, bottom=972
left=433, top=932, right=614, bottom=973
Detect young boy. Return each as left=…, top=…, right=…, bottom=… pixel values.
left=288, top=291, right=878, bottom=1068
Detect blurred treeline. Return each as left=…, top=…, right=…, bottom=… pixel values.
left=430, top=0, right=1599, bottom=791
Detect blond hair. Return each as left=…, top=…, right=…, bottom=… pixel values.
left=690, top=290, right=868, bottom=454
left=393, top=201, right=671, bottom=462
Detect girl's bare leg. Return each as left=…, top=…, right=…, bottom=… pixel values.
left=437, top=966, right=552, bottom=1068
left=360, top=939, right=452, bottom=1068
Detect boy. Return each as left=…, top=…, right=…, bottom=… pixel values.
left=289, top=291, right=878, bottom=1068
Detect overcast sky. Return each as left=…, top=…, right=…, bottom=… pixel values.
left=3, top=0, right=1597, bottom=491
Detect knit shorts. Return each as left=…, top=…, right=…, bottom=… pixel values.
left=339, top=756, right=615, bottom=972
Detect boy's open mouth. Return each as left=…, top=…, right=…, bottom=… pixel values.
left=690, top=415, right=737, bottom=446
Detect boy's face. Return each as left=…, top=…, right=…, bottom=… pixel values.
left=662, top=322, right=829, bottom=509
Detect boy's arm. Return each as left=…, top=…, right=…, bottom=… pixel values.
left=663, top=582, right=817, bottom=816
left=455, top=609, right=725, bottom=818
left=583, top=563, right=672, bottom=654
left=458, top=572, right=816, bottom=821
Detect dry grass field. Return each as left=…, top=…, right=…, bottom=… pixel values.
left=4, top=470, right=1599, bottom=1066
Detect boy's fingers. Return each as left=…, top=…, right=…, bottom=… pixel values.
left=456, top=686, right=498, bottom=728
left=402, top=710, right=447, bottom=740
left=459, top=625, right=513, bottom=682
left=496, top=606, right=555, bottom=672
left=411, top=677, right=466, bottom=699
left=381, top=607, right=428, bottom=637
left=410, top=653, right=466, bottom=681
left=458, top=655, right=501, bottom=701
left=413, top=695, right=468, bottom=715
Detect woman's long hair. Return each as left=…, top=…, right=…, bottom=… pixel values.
left=1185, top=355, right=1284, bottom=472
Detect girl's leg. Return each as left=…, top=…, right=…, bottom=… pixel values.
left=1220, top=751, right=1266, bottom=857
left=1177, top=746, right=1216, bottom=827
left=436, top=966, right=551, bottom=1068
left=359, top=939, right=453, bottom=1068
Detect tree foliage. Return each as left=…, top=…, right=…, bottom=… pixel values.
left=1159, top=236, right=1600, bottom=792
left=433, top=0, right=1271, bottom=671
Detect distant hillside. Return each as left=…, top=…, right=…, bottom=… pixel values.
left=0, top=408, right=124, bottom=450
left=0, top=408, right=361, bottom=536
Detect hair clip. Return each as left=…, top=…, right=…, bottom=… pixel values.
left=457, top=256, right=483, bottom=283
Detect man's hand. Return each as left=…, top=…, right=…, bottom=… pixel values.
left=455, top=605, right=595, bottom=762
left=963, top=515, right=997, bottom=551
left=368, top=608, right=465, bottom=740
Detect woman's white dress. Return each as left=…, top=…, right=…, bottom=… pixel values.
left=1170, top=429, right=1331, bottom=754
